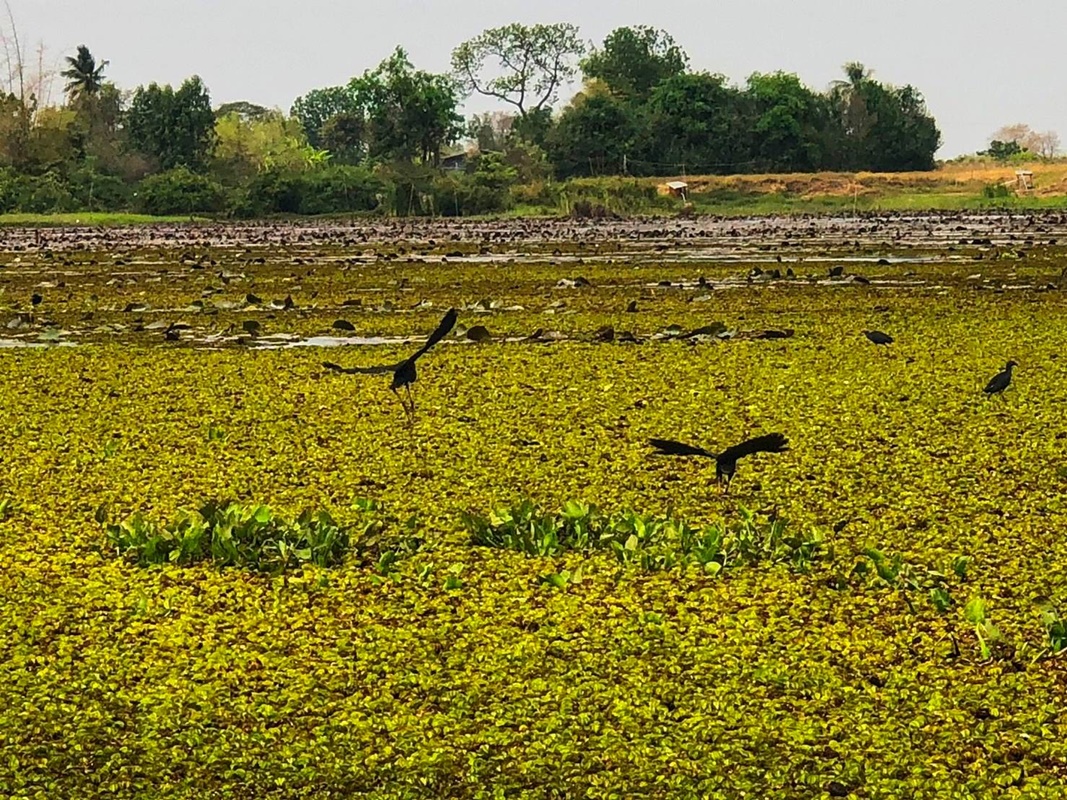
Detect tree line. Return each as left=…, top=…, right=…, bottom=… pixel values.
left=0, top=23, right=944, bottom=217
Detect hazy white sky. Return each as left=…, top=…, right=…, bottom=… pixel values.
left=8, top=0, right=1066, bottom=157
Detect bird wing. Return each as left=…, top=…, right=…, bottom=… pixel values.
left=322, top=360, right=401, bottom=375
left=649, top=438, right=714, bottom=458
left=984, top=373, right=1006, bottom=393
left=409, top=307, right=458, bottom=361
left=718, top=433, right=789, bottom=463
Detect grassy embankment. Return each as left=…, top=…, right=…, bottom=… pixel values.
left=4, top=161, right=1067, bottom=225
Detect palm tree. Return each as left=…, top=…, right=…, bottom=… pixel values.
left=61, top=45, right=108, bottom=102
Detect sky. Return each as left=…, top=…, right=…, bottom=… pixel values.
left=6, top=0, right=1066, bottom=158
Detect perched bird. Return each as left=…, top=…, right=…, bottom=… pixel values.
left=983, top=360, right=1017, bottom=396
left=863, top=330, right=894, bottom=346
left=323, top=307, right=457, bottom=417
left=649, top=433, right=789, bottom=492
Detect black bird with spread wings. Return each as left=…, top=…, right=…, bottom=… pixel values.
left=649, top=433, right=789, bottom=492
left=323, top=307, right=457, bottom=416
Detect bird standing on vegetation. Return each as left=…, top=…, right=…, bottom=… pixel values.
left=983, top=360, right=1017, bottom=396
left=649, top=433, right=789, bottom=492
left=863, top=330, right=893, bottom=346
left=323, top=307, right=457, bottom=418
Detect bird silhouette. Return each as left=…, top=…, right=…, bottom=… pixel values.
left=649, top=433, right=789, bottom=492
left=863, top=330, right=894, bottom=346
left=983, top=360, right=1017, bottom=396
left=323, top=307, right=457, bottom=417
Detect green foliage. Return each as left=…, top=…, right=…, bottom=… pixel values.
left=102, top=498, right=411, bottom=574
left=464, top=500, right=829, bottom=574
left=0, top=169, right=78, bottom=213
left=237, top=164, right=386, bottom=216
left=126, top=76, right=216, bottom=170
left=644, top=72, right=752, bottom=173
left=1036, top=600, right=1067, bottom=657
left=828, top=63, right=941, bottom=171
left=547, top=93, right=640, bottom=178
left=581, top=26, right=689, bottom=102
left=854, top=548, right=962, bottom=614
left=432, top=152, right=517, bottom=215
left=61, top=45, right=109, bottom=102
left=135, top=167, right=226, bottom=215
left=350, top=47, right=463, bottom=165
left=963, top=596, right=1007, bottom=660
left=290, top=85, right=359, bottom=148
left=212, top=110, right=323, bottom=184
left=983, top=139, right=1026, bottom=161
left=5, top=224, right=1067, bottom=795
left=982, top=182, right=1013, bottom=199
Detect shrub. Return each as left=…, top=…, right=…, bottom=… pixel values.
left=66, top=166, right=131, bottom=211
left=135, top=167, right=227, bottom=215
left=463, top=501, right=830, bottom=574
left=297, top=165, right=387, bottom=215
left=101, top=498, right=413, bottom=574
left=237, top=166, right=388, bottom=216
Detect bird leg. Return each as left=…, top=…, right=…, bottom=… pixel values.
left=406, top=384, right=415, bottom=416
left=392, top=386, right=411, bottom=417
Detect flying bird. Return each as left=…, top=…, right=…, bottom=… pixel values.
left=863, top=330, right=894, bottom=346
left=323, top=307, right=457, bottom=417
left=983, top=360, right=1017, bottom=396
left=649, top=433, right=789, bottom=492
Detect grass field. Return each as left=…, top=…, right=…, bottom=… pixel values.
left=2, top=217, right=1067, bottom=797
left=0, top=212, right=209, bottom=227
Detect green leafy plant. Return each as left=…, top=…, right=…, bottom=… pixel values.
left=1036, top=600, right=1067, bottom=658
left=102, top=498, right=412, bottom=574
left=464, top=501, right=829, bottom=575
left=964, top=597, right=1006, bottom=661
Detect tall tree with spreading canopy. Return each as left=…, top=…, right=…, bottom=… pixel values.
left=126, top=76, right=216, bottom=170
left=61, top=45, right=108, bottom=103
left=451, top=23, right=584, bottom=119
left=581, top=26, right=688, bottom=102
left=350, top=47, right=462, bottom=165
left=290, top=86, right=358, bottom=148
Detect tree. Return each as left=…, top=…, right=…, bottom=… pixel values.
left=319, top=111, right=366, bottom=163
left=546, top=93, right=638, bottom=178
left=746, top=72, right=830, bottom=172
left=215, top=101, right=271, bottom=121
left=213, top=109, right=321, bottom=184
left=126, top=76, right=216, bottom=170
left=290, top=86, right=358, bottom=148
left=581, top=26, right=688, bottom=102
left=61, top=45, right=108, bottom=103
left=827, top=63, right=940, bottom=171
left=350, top=47, right=462, bottom=165
left=990, top=124, right=1059, bottom=160
left=983, top=139, right=1024, bottom=161
left=467, top=111, right=516, bottom=152
left=451, top=23, right=585, bottom=117
left=644, top=72, right=751, bottom=174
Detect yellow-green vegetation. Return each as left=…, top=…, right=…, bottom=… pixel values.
left=0, top=212, right=209, bottom=227
left=3, top=217, right=1067, bottom=797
